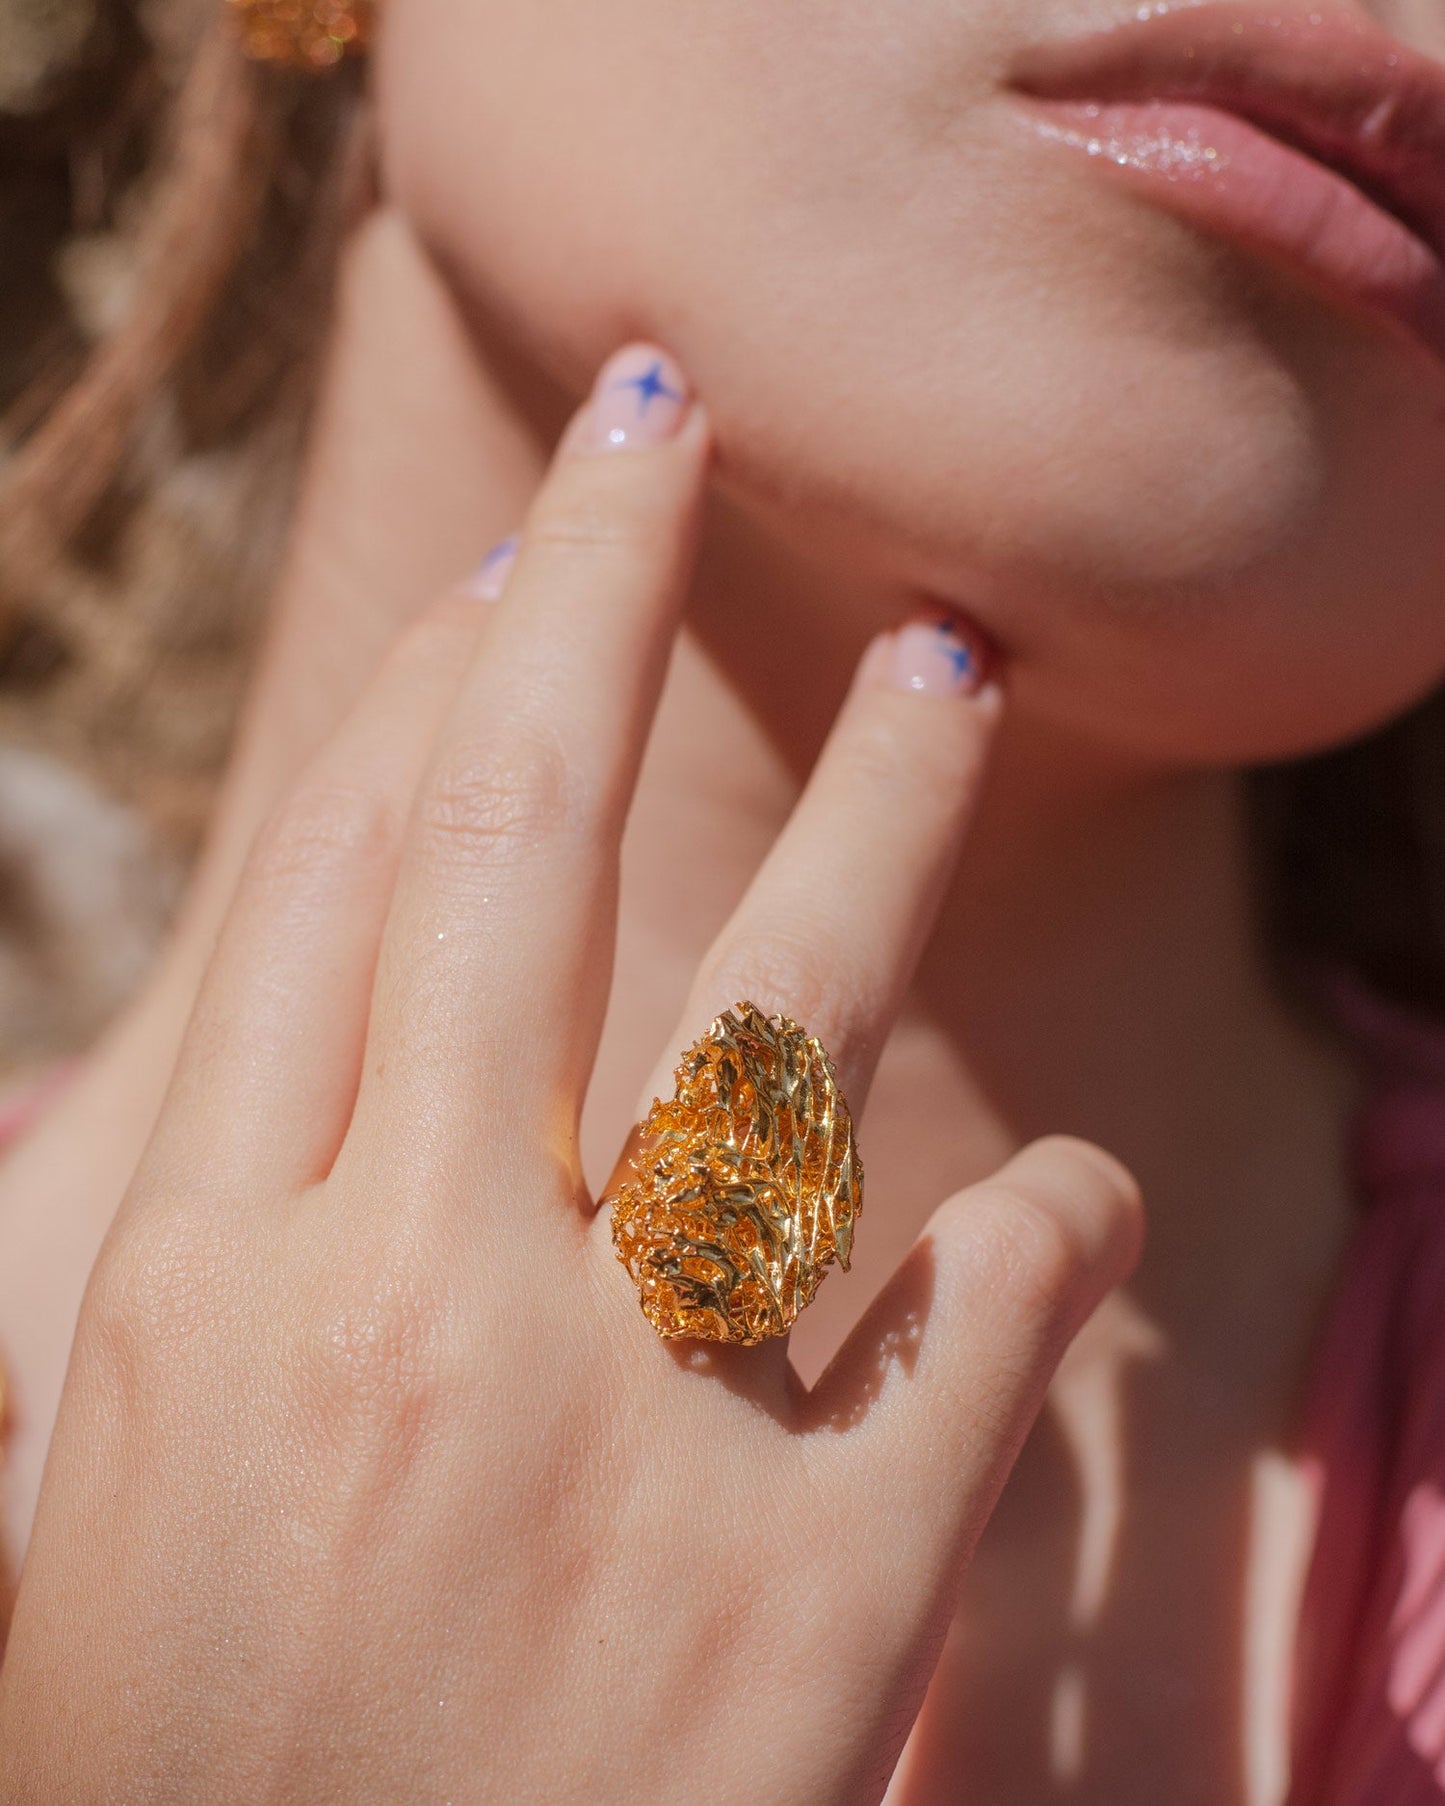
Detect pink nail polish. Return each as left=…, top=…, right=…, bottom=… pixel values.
left=582, top=346, right=690, bottom=452
left=888, top=614, right=992, bottom=698
left=462, top=534, right=520, bottom=601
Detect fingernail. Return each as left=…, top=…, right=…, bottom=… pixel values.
left=581, top=346, right=690, bottom=452
left=888, top=613, right=995, bottom=698
left=462, top=533, right=520, bottom=601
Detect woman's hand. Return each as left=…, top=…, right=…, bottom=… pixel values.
left=0, top=209, right=544, bottom=1568
left=0, top=346, right=1141, bottom=1804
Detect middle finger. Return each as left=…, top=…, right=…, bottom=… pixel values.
left=622, top=609, right=1000, bottom=1176
left=354, top=346, right=707, bottom=1153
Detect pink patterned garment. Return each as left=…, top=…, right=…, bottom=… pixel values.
left=1290, top=982, right=1445, bottom=1803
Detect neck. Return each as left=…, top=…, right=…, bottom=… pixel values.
left=669, top=490, right=1360, bottom=1419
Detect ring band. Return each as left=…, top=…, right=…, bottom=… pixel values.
left=606, top=1002, right=863, bottom=1346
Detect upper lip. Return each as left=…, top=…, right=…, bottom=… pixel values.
left=1009, top=3, right=1445, bottom=262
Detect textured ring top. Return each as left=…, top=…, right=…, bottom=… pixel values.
left=608, top=1002, right=864, bottom=1345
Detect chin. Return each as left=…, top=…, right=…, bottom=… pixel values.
left=1007, top=630, right=1445, bottom=772
left=688, top=333, right=1440, bottom=774
left=380, top=91, right=1445, bottom=772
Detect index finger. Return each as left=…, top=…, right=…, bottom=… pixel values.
left=352, top=346, right=709, bottom=1163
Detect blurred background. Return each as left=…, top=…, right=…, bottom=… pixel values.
left=0, top=0, right=358, bottom=1080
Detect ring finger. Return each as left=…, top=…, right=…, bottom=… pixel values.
left=352, top=345, right=707, bottom=1163
left=609, top=607, right=1001, bottom=1210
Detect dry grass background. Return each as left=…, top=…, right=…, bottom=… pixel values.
left=0, top=0, right=356, bottom=1076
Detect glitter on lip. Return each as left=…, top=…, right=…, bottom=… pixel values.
left=1015, top=94, right=1445, bottom=366
left=1012, top=2, right=1445, bottom=255
left=1010, top=3, right=1445, bottom=364
left=1031, top=101, right=1232, bottom=178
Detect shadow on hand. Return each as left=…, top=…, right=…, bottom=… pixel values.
left=798, top=1236, right=935, bottom=1436
left=663, top=1237, right=938, bottom=1435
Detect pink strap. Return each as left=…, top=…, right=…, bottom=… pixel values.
left=1290, top=981, right=1445, bottom=1802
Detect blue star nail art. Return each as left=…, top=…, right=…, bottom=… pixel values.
left=937, top=622, right=977, bottom=685
left=612, top=359, right=684, bottom=418
left=480, top=533, right=521, bottom=574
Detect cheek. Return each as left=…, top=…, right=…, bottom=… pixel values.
left=1013, top=376, right=1445, bottom=769
left=378, top=0, right=1445, bottom=766
left=1012, top=587, right=1445, bottom=773
left=381, top=8, right=1315, bottom=593
left=1009, top=343, right=1445, bottom=768
left=376, top=0, right=813, bottom=378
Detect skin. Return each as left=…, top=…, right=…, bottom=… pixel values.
left=375, top=6, right=1442, bottom=1782
left=383, top=0, right=1445, bottom=763
left=0, top=0, right=1443, bottom=1795
left=0, top=348, right=1139, bottom=1800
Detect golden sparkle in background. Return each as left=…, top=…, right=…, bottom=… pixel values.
left=229, top=0, right=376, bottom=68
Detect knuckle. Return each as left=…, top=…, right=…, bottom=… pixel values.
left=529, top=460, right=684, bottom=565
left=698, top=929, right=862, bottom=1050
left=81, top=1206, right=232, bottom=1388
left=958, top=1179, right=1090, bottom=1328
left=250, top=780, right=397, bottom=899
left=1018, top=1134, right=1147, bottom=1274
left=839, top=706, right=986, bottom=816
left=956, top=1135, right=1146, bottom=1337
left=396, top=592, right=491, bottom=659
left=296, top=1238, right=457, bottom=1446
left=416, top=722, right=578, bottom=870
left=833, top=711, right=919, bottom=796
left=528, top=507, right=650, bottom=562
left=1039, top=1134, right=1145, bottom=1223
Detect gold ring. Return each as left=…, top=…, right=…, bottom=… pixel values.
left=606, top=1002, right=863, bottom=1346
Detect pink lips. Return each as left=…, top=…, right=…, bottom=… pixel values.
left=1010, top=4, right=1445, bottom=364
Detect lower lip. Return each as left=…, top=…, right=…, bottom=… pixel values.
left=1020, top=99, right=1445, bottom=367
